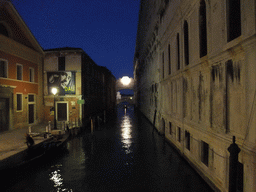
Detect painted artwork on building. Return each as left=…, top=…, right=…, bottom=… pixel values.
left=47, top=72, right=75, bottom=95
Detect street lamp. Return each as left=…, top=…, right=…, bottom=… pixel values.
left=51, top=87, right=58, bottom=130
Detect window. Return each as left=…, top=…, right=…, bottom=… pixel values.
left=58, top=56, right=65, bottom=71
left=199, top=0, right=207, bottom=58
left=201, top=141, right=209, bottom=166
left=160, top=11, right=164, bottom=24
left=169, top=122, right=172, bottom=135
left=16, top=64, right=23, bottom=80
left=0, top=59, right=7, bottom=78
left=177, top=127, right=181, bottom=142
left=155, top=96, right=157, bottom=108
left=168, top=44, right=171, bottom=74
left=162, top=52, right=165, bottom=78
left=177, top=33, right=180, bottom=70
left=227, top=0, right=241, bottom=42
left=184, top=21, right=189, bottom=65
left=29, top=68, right=34, bottom=82
left=28, top=94, right=35, bottom=102
left=17, top=94, right=22, bottom=111
left=185, top=131, right=190, bottom=150
left=0, top=23, right=9, bottom=37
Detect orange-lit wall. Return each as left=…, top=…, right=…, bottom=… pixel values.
left=0, top=51, right=39, bottom=95
left=0, top=50, right=42, bottom=129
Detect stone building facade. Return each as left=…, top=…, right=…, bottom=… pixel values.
left=98, top=66, right=116, bottom=122
left=43, top=48, right=83, bottom=128
left=43, top=47, right=116, bottom=128
left=134, top=0, right=256, bottom=191
left=0, top=1, right=44, bottom=132
left=82, top=63, right=116, bottom=126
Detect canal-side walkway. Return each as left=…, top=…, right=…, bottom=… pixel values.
left=0, top=124, right=49, bottom=162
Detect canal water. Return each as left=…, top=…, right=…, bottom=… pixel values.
left=4, top=104, right=214, bottom=192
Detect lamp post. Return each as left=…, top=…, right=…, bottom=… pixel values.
left=52, top=87, right=58, bottom=130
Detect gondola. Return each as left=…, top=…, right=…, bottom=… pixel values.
left=0, top=130, right=70, bottom=172
left=24, top=130, right=71, bottom=163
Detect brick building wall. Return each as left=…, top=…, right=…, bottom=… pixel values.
left=0, top=1, right=44, bottom=131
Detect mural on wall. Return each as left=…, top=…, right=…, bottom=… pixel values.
left=47, top=72, right=76, bottom=95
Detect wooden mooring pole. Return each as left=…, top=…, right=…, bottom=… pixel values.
left=228, top=136, right=241, bottom=192
left=91, top=118, right=94, bottom=134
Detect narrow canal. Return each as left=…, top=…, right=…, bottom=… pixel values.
left=4, top=104, right=214, bottom=192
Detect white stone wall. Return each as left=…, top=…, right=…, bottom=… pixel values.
left=43, top=51, right=83, bottom=124
left=134, top=0, right=256, bottom=191
left=44, top=52, right=82, bottom=95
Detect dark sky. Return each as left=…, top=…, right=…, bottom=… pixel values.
left=11, top=0, right=140, bottom=79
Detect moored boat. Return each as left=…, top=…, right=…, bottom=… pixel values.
left=0, top=130, right=70, bottom=172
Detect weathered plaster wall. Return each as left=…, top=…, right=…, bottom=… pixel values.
left=134, top=0, right=256, bottom=191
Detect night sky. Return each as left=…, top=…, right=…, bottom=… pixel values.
left=11, top=0, right=140, bottom=80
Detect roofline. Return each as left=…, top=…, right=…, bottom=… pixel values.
left=43, top=47, right=116, bottom=79
left=44, top=47, right=85, bottom=53
left=5, top=1, right=44, bottom=55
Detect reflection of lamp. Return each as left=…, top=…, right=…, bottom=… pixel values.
left=52, top=87, right=58, bottom=130
left=121, top=76, right=131, bottom=86
left=121, top=116, right=132, bottom=154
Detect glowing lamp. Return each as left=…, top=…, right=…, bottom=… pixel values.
left=121, top=76, right=131, bottom=86
left=52, top=87, right=58, bottom=95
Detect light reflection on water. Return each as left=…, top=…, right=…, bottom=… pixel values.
left=49, top=164, right=73, bottom=192
left=49, top=169, right=63, bottom=188
left=3, top=104, right=213, bottom=192
left=121, top=114, right=132, bottom=154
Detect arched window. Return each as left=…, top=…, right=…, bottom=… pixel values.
left=0, top=23, right=9, bottom=37
left=227, top=0, right=241, bottom=42
left=199, top=0, right=207, bottom=58
left=184, top=21, right=189, bottom=65
left=177, top=33, right=180, bottom=70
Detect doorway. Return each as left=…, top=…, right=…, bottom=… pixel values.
left=57, top=102, right=68, bottom=121
left=28, top=104, right=34, bottom=124
left=28, top=94, right=35, bottom=124
left=0, top=98, right=9, bottom=132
